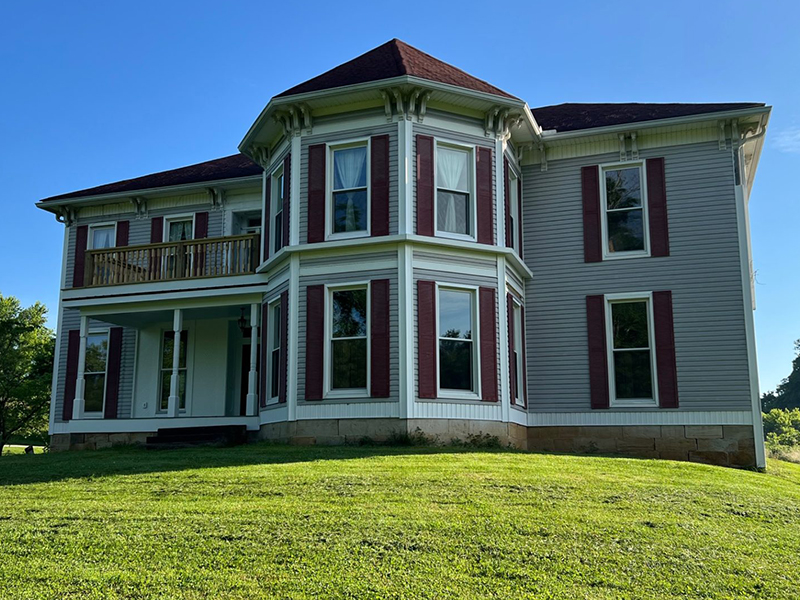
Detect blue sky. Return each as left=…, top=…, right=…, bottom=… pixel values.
left=1, top=1, right=797, bottom=392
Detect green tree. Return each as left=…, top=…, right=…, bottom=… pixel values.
left=0, top=295, right=54, bottom=455
left=761, top=340, right=800, bottom=412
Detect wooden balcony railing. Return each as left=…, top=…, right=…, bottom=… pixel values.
left=83, top=233, right=260, bottom=287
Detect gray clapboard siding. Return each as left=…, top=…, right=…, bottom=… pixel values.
left=54, top=309, right=136, bottom=421
left=411, top=123, right=497, bottom=244
left=522, top=140, right=751, bottom=412
left=298, top=124, right=399, bottom=243
left=296, top=260, right=399, bottom=403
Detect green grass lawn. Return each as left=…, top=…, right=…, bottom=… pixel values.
left=1, top=445, right=799, bottom=599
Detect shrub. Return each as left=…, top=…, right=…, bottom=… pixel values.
left=763, top=408, right=800, bottom=463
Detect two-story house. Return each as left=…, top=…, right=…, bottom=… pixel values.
left=37, top=39, right=770, bottom=467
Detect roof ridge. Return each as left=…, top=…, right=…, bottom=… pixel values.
left=388, top=38, right=408, bottom=75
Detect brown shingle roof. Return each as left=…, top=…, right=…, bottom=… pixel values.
left=531, top=102, right=766, bottom=133
left=276, top=39, right=517, bottom=100
left=41, top=154, right=261, bottom=202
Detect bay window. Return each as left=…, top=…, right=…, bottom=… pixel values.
left=330, top=142, right=369, bottom=236
left=437, top=287, right=477, bottom=394
left=436, top=143, right=473, bottom=238
left=602, top=164, right=648, bottom=256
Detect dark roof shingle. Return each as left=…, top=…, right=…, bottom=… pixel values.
left=531, top=102, right=766, bottom=133
left=41, top=154, right=261, bottom=202
left=277, top=39, right=516, bottom=99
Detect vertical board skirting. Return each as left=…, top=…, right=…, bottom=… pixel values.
left=304, top=284, right=325, bottom=400
left=476, top=146, right=494, bottom=245
left=417, top=280, right=436, bottom=398
left=479, top=286, right=498, bottom=401
left=370, top=279, right=391, bottom=397
left=581, top=165, right=602, bottom=263
left=415, top=135, right=434, bottom=236
left=586, top=294, right=610, bottom=409
left=654, top=290, right=679, bottom=408
left=307, top=144, right=326, bottom=243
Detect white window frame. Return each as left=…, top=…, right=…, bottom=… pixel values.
left=434, top=139, right=477, bottom=242
left=511, top=297, right=524, bottom=406
left=326, top=139, right=371, bottom=241
left=266, top=297, right=282, bottom=405
left=87, top=222, right=118, bottom=250
left=507, top=164, right=521, bottom=254
left=270, top=163, right=285, bottom=255
left=604, top=292, right=659, bottom=408
left=163, top=213, right=196, bottom=242
left=599, top=161, right=650, bottom=260
left=82, top=328, right=110, bottom=417
left=435, top=283, right=481, bottom=400
left=324, top=281, right=371, bottom=399
left=157, top=328, right=190, bottom=414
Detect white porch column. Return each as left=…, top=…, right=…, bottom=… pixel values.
left=246, top=303, right=259, bottom=415
left=72, top=315, right=89, bottom=420
left=167, top=308, right=183, bottom=417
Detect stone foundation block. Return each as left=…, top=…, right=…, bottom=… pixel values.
left=577, top=426, right=623, bottom=439
left=685, top=425, right=723, bottom=439
left=660, top=425, right=686, bottom=439
left=622, top=426, right=661, bottom=439
left=689, top=450, right=729, bottom=466
left=723, top=426, right=756, bottom=441
left=655, top=438, right=697, bottom=453
left=49, top=434, right=70, bottom=452
left=617, top=438, right=656, bottom=452
left=296, top=419, right=339, bottom=437
left=697, top=437, right=738, bottom=453
left=572, top=437, right=616, bottom=453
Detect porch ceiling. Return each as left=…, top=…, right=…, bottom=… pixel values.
left=87, top=304, right=254, bottom=328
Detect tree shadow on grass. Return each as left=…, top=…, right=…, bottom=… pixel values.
left=0, top=442, right=497, bottom=487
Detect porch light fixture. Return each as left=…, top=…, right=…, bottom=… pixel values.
left=237, top=308, right=248, bottom=335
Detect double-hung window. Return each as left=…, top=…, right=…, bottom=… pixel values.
left=271, top=165, right=285, bottom=254
left=437, top=287, right=478, bottom=395
left=89, top=225, right=115, bottom=250
left=83, top=331, right=109, bottom=415
left=166, top=217, right=194, bottom=242
left=159, top=330, right=188, bottom=412
left=511, top=300, right=524, bottom=405
left=602, top=164, right=648, bottom=257
left=508, top=168, right=520, bottom=253
left=436, top=143, right=473, bottom=238
left=268, top=300, right=282, bottom=403
left=607, top=295, right=657, bottom=406
left=328, top=286, right=368, bottom=394
left=330, top=142, right=369, bottom=236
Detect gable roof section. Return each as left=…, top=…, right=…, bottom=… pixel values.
left=276, top=38, right=517, bottom=100
left=41, top=154, right=261, bottom=202
left=531, top=102, right=766, bottom=133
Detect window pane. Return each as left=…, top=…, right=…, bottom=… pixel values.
left=333, top=190, right=367, bottom=233
left=91, top=226, right=115, bottom=250
left=333, top=146, right=367, bottom=190
left=437, top=146, right=469, bottom=192
left=439, top=339, right=473, bottom=390
left=160, top=371, right=187, bottom=410
left=272, top=305, right=281, bottom=348
left=331, top=338, right=367, bottom=389
left=277, top=173, right=285, bottom=200
left=607, top=210, right=644, bottom=252
left=332, top=290, right=367, bottom=338
left=271, top=349, right=281, bottom=398
left=614, top=350, right=653, bottom=399
left=612, top=302, right=649, bottom=349
left=437, top=191, right=469, bottom=235
left=439, top=290, right=472, bottom=339
left=85, top=334, right=108, bottom=373
left=605, top=168, right=641, bottom=209
left=168, top=220, right=193, bottom=241
left=84, top=373, right=105, bottom=413
left=162, top=331, right=187, bottom=369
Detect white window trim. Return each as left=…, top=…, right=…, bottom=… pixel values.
left=604, top=291, right=659, bottom=408
left=326, top=138, right=371, bottom=241
left=270, top=163, right=285, bottom=256
left=87, top=222, right=118, bottom=250
left=156, top=327, right=191, bottom=414
left=435, top=283, right=481, bottom=400
left=266, top=297, right=282, bottom=405
left=507, top=163, right=521, bottom=255
left=163, top=213, right=196, bottom=241
left=82, top=328, right=110, bottom=418
left=324, top=281, right=371, bottom=399
left=599, top=161, right=650, bottom=260
left=511, top=296, right=524, bottom=406
left=434, top=139, right=478, bottom=243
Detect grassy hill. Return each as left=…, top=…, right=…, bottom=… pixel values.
left=1, top=445, right=799, bottom=599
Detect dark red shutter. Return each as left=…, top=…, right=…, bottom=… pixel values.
left=305, top=284, right=324, bottom=400
left=476, top=146, right=494, bottom=245
left=479, top=287, right=498, bottom=401
left=263, top=174, right=272, bottom=262
left=517, top=176, right=524, bottom=260
left=520, top=305, right=528, bottom=408
left=282, top=154, right=291, bottom=248
left=371, top=134, right=390, bottom=237
left=582, top=166, right=602, bottom=263
left=279, top=290, right=289, bottom=403
left=150, top=216, right=163, bottom=243
left=260, top=302, right=268, bottom=408
left=62, top=329, right=80, bottom=421
left=504, top=158, right=512, bottom=247
left=103, top=327, right=123, bottom=419
left=72, top=225, right=88, bottom=288
left=586, top=295, right=610, bottom=409
left=507, top=293, right=517, bottom=404
left=116, top=221, right=129, bottom=247
left=194, top=212, right=209, bottom=239
left=416, top=135, right=434, bottom=236
left=653, top=290, right=679, bottom=408
left=417, top=280, right=436, bottom=399
left=647, top=158, right=670, bottom=257
left=370, top=279, right=390, bottom=397
left=307, top=144, right=326, bottom=243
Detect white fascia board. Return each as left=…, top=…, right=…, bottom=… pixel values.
left=37, top=175, right=262, bottom=213
left=62, top=280, right=265, bottom=309
left=540, top=106, right=772, bottom=143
